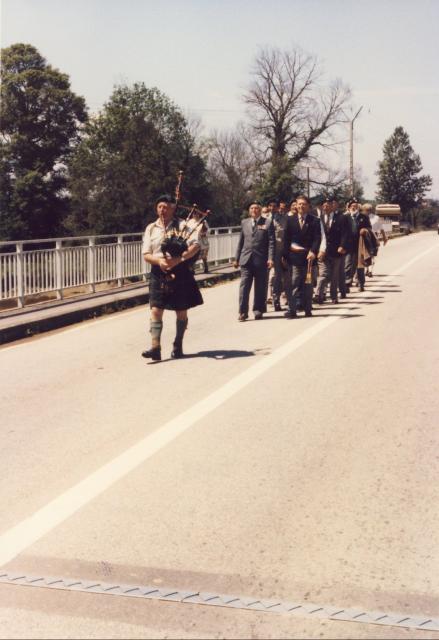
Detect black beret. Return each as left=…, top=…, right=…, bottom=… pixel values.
left=155, top=194, right=176, bottom=207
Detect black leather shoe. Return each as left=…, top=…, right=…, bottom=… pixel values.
left=238, top=313, right=248, bottom=322
left=274, top=301, right=281, bottom=311
left=141, top=347, right=161, bottom=361
left=284, top=310, right=297, bottom=319
left=254, top=311, right=263, bottom=320
left=171, top=346, right=184, bottom=359
left=359, top=285, right=365, bottom=292
left=305, top=311, right=313, bottom=317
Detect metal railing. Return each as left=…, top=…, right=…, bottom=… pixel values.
left=0, top=227, right=241, bottom=308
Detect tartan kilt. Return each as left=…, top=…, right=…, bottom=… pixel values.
left=149, top=264, right=203, bottom=310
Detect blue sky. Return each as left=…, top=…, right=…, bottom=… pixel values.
left=2, top=0, right=438, bottom=198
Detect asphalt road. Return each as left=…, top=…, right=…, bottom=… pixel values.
left=1, top=231, right=438, bottom=639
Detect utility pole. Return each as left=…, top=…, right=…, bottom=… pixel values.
left=347, top=106, right=363, bottom=198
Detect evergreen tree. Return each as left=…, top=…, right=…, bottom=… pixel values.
left=66, top=83, right=210, bottom=234
left=256, top=156, right=304, bottom=204
left=376, top=126, right=432, bottom=214
left=0, top=43, right=87, bottom=239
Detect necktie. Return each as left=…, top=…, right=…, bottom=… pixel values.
left=352, top=214, right=358, bottom=233
left=299, top=215, right=304, bottom=229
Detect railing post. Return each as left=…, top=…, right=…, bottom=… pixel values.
left=55, top=240, right=63, bottom=300
left=16, top=242, right=25, bottom=308
left=214, top=229, right=220, bottom=266
left=88, top=238, right=96, bottom=293
left=228, top=228, right=233, bottom=263
left=116, top=235, right=123, bottom=287
left=142, top=235, right=148, bottom=281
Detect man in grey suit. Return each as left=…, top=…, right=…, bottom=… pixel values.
left=233, top=202, right=275, bottom=321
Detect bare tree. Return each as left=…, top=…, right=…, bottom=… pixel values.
left=244, top=47, right=351, bottom=165
left=207, top=127, right=259, bottom=222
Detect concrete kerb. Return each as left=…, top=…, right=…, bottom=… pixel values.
left=0, top=267, right=241, bottom=346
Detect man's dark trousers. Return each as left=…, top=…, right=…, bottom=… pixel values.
left=345, top=252, right=365, bottom=288
left=239, top=257, right=268, bottom=315
left=290, top=265, right=313, bottom=314
left=315, top=255, right=341, bottom=302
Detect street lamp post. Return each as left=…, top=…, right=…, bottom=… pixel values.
left=347, top=106, right=363, bottom=198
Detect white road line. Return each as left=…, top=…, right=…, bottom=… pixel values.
left=0, top=243, right=437, bottom=567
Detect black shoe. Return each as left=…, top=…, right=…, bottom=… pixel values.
left=359, top=285, right=365, bottom=292
left=284, top=310, right=297, bottom=319
left=238, top=313, right=248, bottom=322
left=254, top=311, right=263, bottom=320
left=305, top=311, right=313, bottom=317
left=171, top=346, right=184, bottom=359
left=142, top=347, right=161, bottom=361
left=331, top=298, right=339, bottom=304
left=340, top=293, right=347, bottom=299
left=274, top=302, right=281, bottom=312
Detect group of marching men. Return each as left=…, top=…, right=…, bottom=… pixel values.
left=233, top=194, right=387, bottom=321
left=140, top=192, right=387, bottom=361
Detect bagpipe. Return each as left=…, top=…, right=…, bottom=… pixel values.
left=160, top=170, right=211, bottom=260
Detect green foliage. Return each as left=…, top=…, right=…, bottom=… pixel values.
left=0, top=43, right=87, bottom=239
left=410, top=200, right=439, bottom=228
left=66, top=83, right=211, bottom=235
left=256, top=157, right=304, bottom=204
left=376, top=126, right=432, bottom=214
left=317, top=180, right=364, bottom=207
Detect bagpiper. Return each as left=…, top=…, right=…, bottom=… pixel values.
left=141, top=193, right=203, bottom=361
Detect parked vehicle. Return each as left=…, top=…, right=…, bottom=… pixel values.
left=399, top=221, right=413, bottom=235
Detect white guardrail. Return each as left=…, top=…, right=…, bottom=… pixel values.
left=0, top=227, right=241, bottom=308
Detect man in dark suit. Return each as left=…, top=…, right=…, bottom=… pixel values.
left=315, top=195, right=351, bottom=304
left=233, top=202, right=275, bottom=321
left=345, top=199, right=372, bottom=291
left=282, top=195, right=321, bottom=318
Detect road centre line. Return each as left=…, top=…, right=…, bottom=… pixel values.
left=0, top=243, right=437, bottom=567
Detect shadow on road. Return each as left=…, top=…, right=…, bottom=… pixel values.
left=313, top=313, right=365, bottom=319
left=191, top=349, right=256, bottom=359
left=148, top=349, right=256, bottom=363
left=368, top=288, right=402, bottom=293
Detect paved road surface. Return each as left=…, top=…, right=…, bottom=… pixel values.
left=1, top=232, right=438, bottom=639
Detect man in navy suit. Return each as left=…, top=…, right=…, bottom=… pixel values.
left=282, top=195, right=321, bottom=318
left=315, top=195, right=351, bottom=304
left=345, top=199, right=372, bottom=291
left=234, top=202, right=275, bottom=321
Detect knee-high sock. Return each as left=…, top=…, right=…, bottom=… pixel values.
left=150, top=320, right=163, bottom=348
left=174, top=318, right=188, bottom=347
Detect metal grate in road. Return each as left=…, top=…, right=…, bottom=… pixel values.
left=1, top=572, right=438, bottom=632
